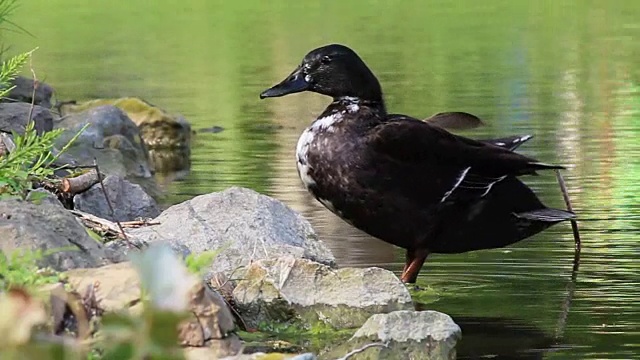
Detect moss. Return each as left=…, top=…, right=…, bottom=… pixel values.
left=237, top=319, right=355, bottom=355
left=407, top=284, right=440, bottom=306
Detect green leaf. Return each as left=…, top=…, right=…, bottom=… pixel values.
left=13, top=169, right=28, bottom=180
left=85, top=228, right=104, bottom=242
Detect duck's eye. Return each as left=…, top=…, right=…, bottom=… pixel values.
left=320, top=55, right=332, bottom=64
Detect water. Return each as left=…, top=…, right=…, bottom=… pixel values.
left=8, top=1, right=640, bottom=358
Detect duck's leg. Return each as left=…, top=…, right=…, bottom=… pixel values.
left=400, top=248, right=429, bottom=283
left=401, top=249, right=414, bottom=277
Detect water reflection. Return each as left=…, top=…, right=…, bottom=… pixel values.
left=455, top=317, right=554, bottom=360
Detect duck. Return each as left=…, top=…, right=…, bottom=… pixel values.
left=260, top=44, right=575, bottom=283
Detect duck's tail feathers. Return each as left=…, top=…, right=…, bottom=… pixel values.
left=514, top=208, right=575, bottom=223
left=484, top=134, right=533, bottom=151
left=528, top=162, right=566, bottom=171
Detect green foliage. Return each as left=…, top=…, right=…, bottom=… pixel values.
left=0, top=115, right=89, bottom=197
left=0, top=249, right=59, bottom=290
left=0, top=50, right=30, bottom=98
left=94, top=310, right=188, bottom=360
left=183, top=244, right=229, bottom=275
left=0, top=121, right=63, bottom=195
left=183, top=250, right=220, bottom=275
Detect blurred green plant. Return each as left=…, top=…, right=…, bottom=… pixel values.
left=184, top=249, right=223, bottom=275
left=0, top=249, right=60, bottom=290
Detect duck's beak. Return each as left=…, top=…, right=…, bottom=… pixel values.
left=260, top=66, right=310, bottom=99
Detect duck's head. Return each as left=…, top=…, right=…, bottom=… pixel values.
left=260, top=44, right=383, bottom=103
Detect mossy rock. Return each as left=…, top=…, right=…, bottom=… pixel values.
left=59, top=97, right=191, bottom=149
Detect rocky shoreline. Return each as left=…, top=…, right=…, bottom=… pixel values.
left=0, top=77, right=461, bottom=359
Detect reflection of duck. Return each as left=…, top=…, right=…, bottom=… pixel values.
left=260, top=44, right=575, bottom=283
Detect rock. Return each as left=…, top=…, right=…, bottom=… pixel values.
left=215, top=353, right=316, bottom=360
left=0, top=192, right=115, bottom=271
left=330, top=310, right=461, bottom=360
left=65, top=262, right=236, bottom=345
left=4, top=76, right=54, bottom=109
left=65, top=262, right=142, bottom=313
left=179, top=281, right=236, bottom=346
left=0, top=102, right=53, bottom=135
left=129, top=187, right=335, bottom=277
left=73, top=175, right=160, bottom=222
left=58, top=97, right=192, bottom=149
left=232, top=257, right=413, bottom=329
left=53, top=105, right=152, bottom=179
left=183, top=336, right=245, bottom=360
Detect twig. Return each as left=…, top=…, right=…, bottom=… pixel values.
left=335, top=342, right=388, bottom=360
left=93, top=158, right=131, bottom=244
left=120, top=219, right=160, bottom=227
left=554, top=170, right=581, bottom=252
left=27, top=55, right=37, bottom=128
left=71, top=210, right=125, bottom=238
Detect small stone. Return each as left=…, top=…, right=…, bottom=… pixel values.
left=332, top=310, right=461, bottom=360
left=73, top=175, right=160, bottom=222
left=0, top=102, right=53, bottom=135
left=4, top=76, right=54, bottom=108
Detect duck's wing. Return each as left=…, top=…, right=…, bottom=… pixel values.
left=367, top=115, right=562, bottom=203
left=423, top=112, right=485, bottom=130
left=392, top=112, right=534, bottom=151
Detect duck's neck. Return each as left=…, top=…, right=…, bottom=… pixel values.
left=334, top=96, right=387, bottom=114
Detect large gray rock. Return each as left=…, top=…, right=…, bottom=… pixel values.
left=232, top=257, right=413, bottom=329
left=0, top=192, right=117, bottom=270
left=128, top=187, right=335, bottom=276
left=53, top=105, right=152, bottom=179
left=3, top=76, right=54, bottom=109
left=0, top=102, right=53, bottom=135
left=73, top=175, right=160, bottom=222
left=328, top=310, right=461, bottom=360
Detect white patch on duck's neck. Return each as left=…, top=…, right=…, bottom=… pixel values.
left=338, top=96, right=361, bottom=113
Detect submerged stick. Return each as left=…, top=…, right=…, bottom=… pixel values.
left=555, top=170, right=581, bottom=251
